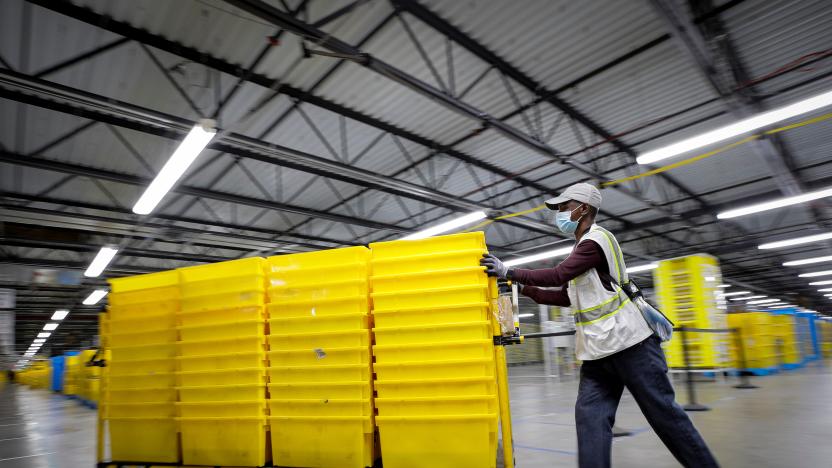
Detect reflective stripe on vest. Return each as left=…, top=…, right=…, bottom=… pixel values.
left=573, top=289, right=632, bottom=326
left=593, top=226, right=625, bottom=284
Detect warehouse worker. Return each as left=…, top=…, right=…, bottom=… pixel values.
left=480, top=183, right=718, bottom=468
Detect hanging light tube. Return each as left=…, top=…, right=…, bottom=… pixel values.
left=717, top=284, right=730, bottom=288
left=637, top=88, right=832, bottom=164
left=84, top=246, right=119, bottom=278
left=729, top=295, right=766, bottom=301
left=783, top=254, right=832, bottom=266
left=747, top=298, right=781, bottom=305
left=718, top=291, right=751, bottom=297
left=82, top=289, right=109, bottom=305
left=51, top=310, right=69, bottom=320
left=400, top=211, right=487, bottom=240
left=809, top=279, right=832, bottom=286
left=798, top=270, right=832, bottom=278
left=718, top=185, right=832, bottom=219
left=43, top=323, right=59, bottom=331
left=132, top=119, right=217, bottom=215
left=504, top=247, right=573, bottom=267
left=626, top=263, right=658, bottom=274
left=758, top=232, right=832, bottom=250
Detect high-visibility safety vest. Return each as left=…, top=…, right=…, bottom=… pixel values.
left=567, top=224, right=652, bottom=361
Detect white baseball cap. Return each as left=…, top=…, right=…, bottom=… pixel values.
left=545, top=183, right=602, bottom=210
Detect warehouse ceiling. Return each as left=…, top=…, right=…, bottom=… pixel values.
left=2, top=0, right=832, bottom=356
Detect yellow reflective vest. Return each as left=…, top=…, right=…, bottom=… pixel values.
left=567, top=225, right=652, bottom=360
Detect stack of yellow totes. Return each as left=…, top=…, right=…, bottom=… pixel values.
left=370, top=232, right=499, bottom=468
left=106, top=271, right=180, bottom=463
left=266, top=247, right=375, bottom=468
left=176, top=257, right=269, bottom=467
left=79, top=349, right=100, bottom=404
left=727, top=312, right=778, bottom=371
left=63, top=354, right=80, bottom=396
left=769, top=313, right=801, bottom=367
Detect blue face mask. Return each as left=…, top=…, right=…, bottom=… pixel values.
left=555, top=205, right=584, bottom=234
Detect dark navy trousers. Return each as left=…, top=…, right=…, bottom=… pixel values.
left=575, top=336, right=719, bottom=468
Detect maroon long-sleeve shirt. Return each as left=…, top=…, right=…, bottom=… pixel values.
left=509, top=239, right=614, bottom=307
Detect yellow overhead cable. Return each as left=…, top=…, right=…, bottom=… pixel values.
left=464, top=204, right=548, bottom=232
left=462, top=111, right=832, bottom=234
left=602, top=111, right=832, bottom=187
left=603, top=136, right=759, bottom=187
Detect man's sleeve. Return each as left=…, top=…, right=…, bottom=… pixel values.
left=521, top=285, right=570, bottom=307
left=509, top=240, right=605, bottom=287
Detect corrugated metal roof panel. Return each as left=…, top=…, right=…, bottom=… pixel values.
left=574, top=39, right=723, bottom=151
left=419, top=0, right=666, bottom=93
left=75, top=0, right=269, bottom=70
left=723, top=0, right=832, bottom=96
left=0, top=162, right=73, bottom=196
left=315, top=61, right=475, bottom=145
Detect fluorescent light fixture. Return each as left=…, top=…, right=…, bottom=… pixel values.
left=33, top=339, right=45, bottom=343
left=799, top=270, right=832, bottom=278
left=809, top=279, right=832, bottom=286
left=770, top=305, right=795, bottom=309
left=637, top=88, right=832, bottom=164
left=704, top=276, right=716, bottom=282
left=24, top=352, right=35, bottom=357
left=401, top=211, right=487, bottom=240
left=132, top=119, right=217, bottom=215
left=783, top=255, right=832, bottom=267
left=718, top=185, right=832, bottom=219
left=759, top=232, right=832, bottom=250
left=818, top=288, right=832, bottom=292
left=718, top=291, right=751, bottom=297
left=747, top=298, right=780, bottom=305
left=82, top=289, right=109, bottom=305
left=84, top=245, right=118, bottom=278
left=51, top=309, right=69, bottom=320
left=43, top=323, right=59, bottom=331
left=730, top=295, right=766, bottom=301
left=717, top=284, right=730, bottom=288
left=518, top=313, right=534, bottom=318
left=627, top=263, right=658, bottom=274
left=504, top=247, right=573, bottom=267
left=84, top=246, right=119, bottom=278
left=37, top=332, right=51, bottom=338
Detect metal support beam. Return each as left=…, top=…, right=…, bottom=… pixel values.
left=0, top=149, right=404, bottom=232
left=2, top=236, right=232, bottom=264
left=648, top=0, right=806, bottom=196
left=24, top=0, right=557, bottom=207
left=33, top=37, right=131, bottom=78
left=1, top=194, right=354, bottom=248
left=0, top=69, right=559, bottom=236
left=222, top=0, right=701, bottom=230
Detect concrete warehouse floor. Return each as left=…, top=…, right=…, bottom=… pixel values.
left=1, top=363, right=830, bottom=467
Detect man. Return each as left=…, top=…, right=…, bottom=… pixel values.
left=480, top=183, right=718, bottom=468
